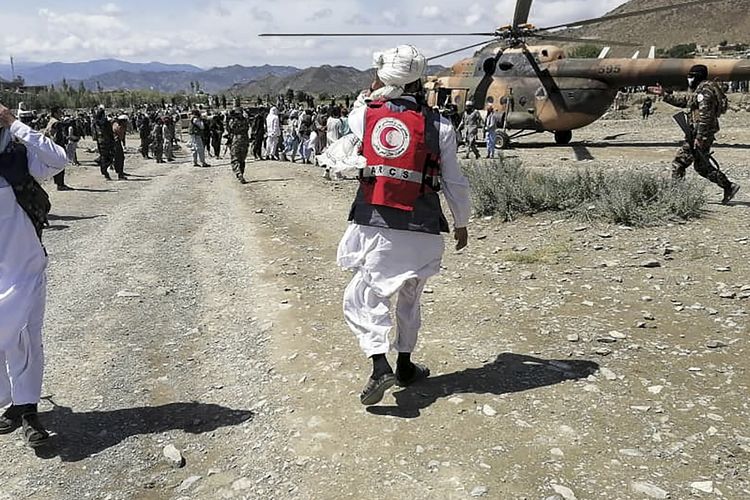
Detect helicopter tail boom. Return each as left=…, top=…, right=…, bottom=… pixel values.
left=548, top=58, right=750, bottom=88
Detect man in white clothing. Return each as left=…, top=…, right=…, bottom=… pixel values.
left=336, top=46, right=471, bottom=406
left=0, top=103, right=67, bottom=447
left=265, top=107, right=281, bottom=161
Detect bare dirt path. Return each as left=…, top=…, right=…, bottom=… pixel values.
left=1, top=109, right=749, bottom=500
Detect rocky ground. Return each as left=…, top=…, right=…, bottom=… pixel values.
left=0, top=103, right=748, bottom=500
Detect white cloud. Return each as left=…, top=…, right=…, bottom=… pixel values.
left=421, top=6, right=441, bottom=19
left=101, top=3, right=123, bottom=16
left=3, top=1, right=632, bottom=69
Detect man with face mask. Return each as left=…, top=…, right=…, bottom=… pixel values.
left=0, top=103, right=68, bottom=447
left=657, top=65, right=740, bottom=204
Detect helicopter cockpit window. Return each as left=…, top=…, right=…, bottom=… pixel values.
left=498, top=61, right=514, bottom=71
left=482, top=58, right=496, bottom=74
left=541, top=49, right=549, bottom=58
left=519, top=96, right=528, bottom=106
left=535, top=86, right=547, bottom=100
left=486, top=96, right=495, bottom=104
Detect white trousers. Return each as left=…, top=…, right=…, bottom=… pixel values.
left=0, top=278, right=46, bottom=408
left=344, top=270, right=428, bottom=358
left=266, top=136, right=279, bottom=158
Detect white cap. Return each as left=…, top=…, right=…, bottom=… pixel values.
left=373, top=45, right=427, bottom=87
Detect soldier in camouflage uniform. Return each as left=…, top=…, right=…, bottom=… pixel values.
left=659, top=65, right=740, bottom=204
left=163, top=116, right=175, bottom=162
left=151, top=117, right=164, bottom=163
left=227, top=108, right=250, bottom=184
left=94, top=106, right=116, bottom=180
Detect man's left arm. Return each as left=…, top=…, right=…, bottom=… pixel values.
left=437, top=117, right=471, bottom=250
left=694, top=90, right=715, bottom=143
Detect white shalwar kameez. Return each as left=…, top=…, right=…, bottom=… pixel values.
left=336, top=99, right=471, bottom=358
left=0, top=120, right=67, bottom=407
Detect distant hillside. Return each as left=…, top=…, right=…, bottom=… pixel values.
left=69, top=64, right=300, bottom=93
left=567, top=0, right=749, bottom=53
left=233, top=64, right=447, bottom=97
left=0, top=59, right=204, bottom=85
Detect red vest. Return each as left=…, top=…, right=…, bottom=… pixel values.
left=361, top=100, right=439, bottom=212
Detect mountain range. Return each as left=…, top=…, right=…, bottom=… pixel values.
left=3, top=0, right=747, bottom=97
left=564, top=0, right=749, bottom=54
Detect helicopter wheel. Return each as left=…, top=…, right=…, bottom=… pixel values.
left=496, top=131, right=511, bottom=150
left=554, top=130, right=572, bottom=145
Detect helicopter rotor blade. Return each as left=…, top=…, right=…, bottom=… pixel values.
left=513, top=0, right=534, bottom=27
left=427, top=39, right=500, bottom=61
left=532, top=34, right=640, bottom=48
left=258, top=32, right=496, bottom=37
left=537, top=0, right=727, bottom=32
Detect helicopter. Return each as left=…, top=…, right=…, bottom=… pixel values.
left=260, top=0, right=750, bottom=148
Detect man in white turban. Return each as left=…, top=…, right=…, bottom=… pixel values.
left=0, top=102, right=67, bottom=447
left=336, top=45, right=471, bottom=405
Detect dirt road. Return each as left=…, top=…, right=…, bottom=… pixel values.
left=1, top=109, right=748, bottom=500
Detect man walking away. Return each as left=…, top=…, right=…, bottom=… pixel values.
left=151, top=117, right=164, bottom=163
left=656, top=65, right=740, bottom=204
left=112, top=115, right=128, bottom=180
left=210, top=114, right=224, bottom=158
left=227, top=107, right=250, bottom=184
left=251, top=111, right=266, bottom=161
left=337, top=45, right=471, bottom=405
left=94, top=106, right=116, bottom=180
left=189, top=110, right=210, bottom=167
left=641, top=97, right=653, bottom=120
left=139, top=115, right=151, bottom=159
left=65, top=116, right=81, bottom=166
left=459, top=101, right=482, bottom=160
left=163, top=116, right=175, bottom=162
left=0, top=102, right=68, bottom=447
left=43, top=106, right=72, bottom=190
left=265, top=107, right=281, bottom=161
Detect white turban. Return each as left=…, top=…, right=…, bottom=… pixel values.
left=371, top=45, right=427, bottom=100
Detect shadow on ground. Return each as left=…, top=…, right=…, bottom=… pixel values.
left=33, top=401, right=253, bottom=461
left=367, top=353, right=599, bottom=419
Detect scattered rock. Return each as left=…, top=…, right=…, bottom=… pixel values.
left=608, top=330, right=627, bottom=340
left=566, top=333, right=580, bottom=342
left=631, top=481, right=669, bottom=499
left=690, top=481, right=713, bottom=494
left=232, top=478, right=254, bottom=491
left=470, top=486, right=489, bottom=497
left=640, top=260, right=662, bottom=268
left=600, top=367, right=618, bottom=381
left=706, top=340, right=727, bottom=349
left=163, top=444, right=185, bottom=468
left=116, top=290, right=141, bottom=298
left=520, top=271, right=536, bottom=280
left=176, top=476, right=202, bottom=492
left=648, top=385, right=664, bottom=395
left=715, top=267, right=731, bottom=272
left=482, top=404, right=497, bottom=417
left=719, top=291, right=736, bottom=299
left=552, top=484, right=577, bottom=500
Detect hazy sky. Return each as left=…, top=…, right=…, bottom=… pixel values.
left=0, top=0, right=627, bottom=68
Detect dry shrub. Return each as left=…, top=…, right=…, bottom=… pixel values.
left=463, top=157, right=707, bottom=227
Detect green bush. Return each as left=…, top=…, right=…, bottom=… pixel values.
left=463, top=157, right=707, bottom=227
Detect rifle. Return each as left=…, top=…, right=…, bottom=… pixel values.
left=672, top=112, right=722, bottom=171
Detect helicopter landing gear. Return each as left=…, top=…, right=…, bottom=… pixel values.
left=554, top=130, right=572, bottom=145
left=496, top=131, right=511, bottom=150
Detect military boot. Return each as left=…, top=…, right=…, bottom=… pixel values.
left=722, top=183, right=741, bottom=205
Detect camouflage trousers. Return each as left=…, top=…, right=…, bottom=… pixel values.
left=231, top=137, right=249, bottom=180
left=672, top=134, right=731, bottom=189
left=164, top=138, right=174, bottom=161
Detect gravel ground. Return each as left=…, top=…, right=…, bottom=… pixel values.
left=0, top=103, right=748, bottom=500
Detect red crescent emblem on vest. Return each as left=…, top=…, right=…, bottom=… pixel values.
left=371, top=118, right=411, bottom=159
